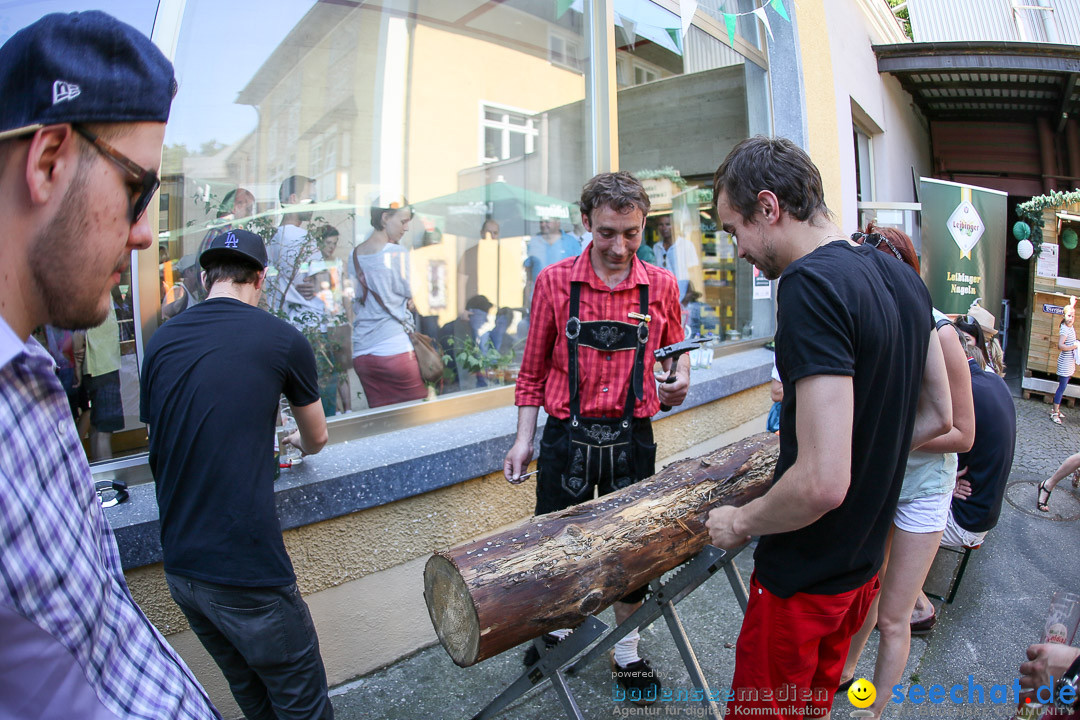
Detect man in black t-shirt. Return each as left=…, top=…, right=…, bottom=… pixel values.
left=141, top=229, right=333, bottom=720
left=705, top=137, right=952, bottom=717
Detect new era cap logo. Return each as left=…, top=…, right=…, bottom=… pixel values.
left=224, top=232, right=239, bottom=248
left=52, top=80, right=81, bottom=105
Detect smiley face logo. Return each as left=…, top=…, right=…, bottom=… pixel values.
left=848, top=678, right=876, bottom=708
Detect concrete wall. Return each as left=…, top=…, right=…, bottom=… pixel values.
left=125, top=382, right=771, bottom=717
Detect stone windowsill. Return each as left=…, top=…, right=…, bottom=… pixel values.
left=107, top=347, right=774, bottom=570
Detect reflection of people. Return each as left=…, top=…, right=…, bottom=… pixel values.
left=524, top=214, right=579, bottom=304
left=706, top=137, right=951, bottom=719
left=268, top=175, right=323, bottom=324
left=653, top=213, right=699, bottom=299
left=309, top=225, right=352, bottom=415
left=0, top=11, right=218, bottom=717
left=141, top=229, right=331, bottom=719
left=909, top=323, right=1015, bottom=627
left=80, top=304, right=124, bottom=460
left=504, top=172, right=690, bottom=701
left=162, top=254, right=204, bottom=319
left=838, top=227, right=975, bottom=714
left=459, top=217, right=498, bottom=310
left=197, top=187, right=256, bottom=259
left=438, top=294, right=493, bottom=392
left=349, top=197, right=428, bottom=407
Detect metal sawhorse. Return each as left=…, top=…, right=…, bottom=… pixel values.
left=469, top=544, right=749, bottom=720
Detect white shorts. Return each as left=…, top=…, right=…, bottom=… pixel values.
left=893, top=489, right=953, bottom=534
left=940, top=509, right=987, bottom=549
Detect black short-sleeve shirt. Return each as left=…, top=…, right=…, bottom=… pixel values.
left=140, top=298, right=320, bottom=587
left=953, top=359, right=1016, bottom=533
left=756, top=241, right=933, bottom=598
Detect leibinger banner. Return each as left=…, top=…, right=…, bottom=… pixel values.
left=919, top=178, right=1007, bottom=316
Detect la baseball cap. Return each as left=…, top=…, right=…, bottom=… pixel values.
left=0, top=11, right=176, bottom=141
left=200, top=229, right=268, bottom=270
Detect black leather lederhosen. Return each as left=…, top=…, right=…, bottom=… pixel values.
left=535, top=282, right=656, bottom=516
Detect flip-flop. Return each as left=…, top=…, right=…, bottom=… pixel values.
left=1072, top=469, right=1080, bottom=489
left=1037, top=481, right=1053, bottom=512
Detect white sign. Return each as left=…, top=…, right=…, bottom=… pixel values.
left=1037, top=243, right=1059, bottom=279
left=946, top=200, right=985, bottom=259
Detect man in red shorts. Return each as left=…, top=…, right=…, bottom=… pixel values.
left=504, top=171, right=690, bottom=702
left=706, top=137, right=952, bottom=717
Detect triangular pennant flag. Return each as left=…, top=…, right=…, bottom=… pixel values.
left=680, top=0, right=698, bottom=40
left=665, top=27, right=682, bottom=52
left=753, top=6, right=774, bottom=43
left=723, top=13, right=737, bottom=47
left=556, top=0, right=574, bottom=20
left=770, top=0, right=790, bottom=22
left=617, top=12, right=637, bottom=50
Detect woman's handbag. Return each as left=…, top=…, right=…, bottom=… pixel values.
left=352, top=251, right=445, bottom=383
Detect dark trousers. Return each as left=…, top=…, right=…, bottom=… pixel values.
left=165, top=573, right=334, bottom=720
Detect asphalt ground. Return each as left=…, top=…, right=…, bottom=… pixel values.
left=328, top=392, right=1080, bottom=720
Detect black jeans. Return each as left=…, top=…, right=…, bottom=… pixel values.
left=165, top=573, right=333, bottom=720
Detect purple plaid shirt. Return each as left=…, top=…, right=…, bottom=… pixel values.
left=0, top=318, right=219, bottom=720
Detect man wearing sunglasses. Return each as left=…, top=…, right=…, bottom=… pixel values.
left=0, top=11, right=219, bottom=719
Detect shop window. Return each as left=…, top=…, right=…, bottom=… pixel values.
left=615, top=3, right=775, bottom=346
left=854, top=125, right=875, bottom=203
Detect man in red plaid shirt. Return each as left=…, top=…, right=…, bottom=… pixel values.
left=504, top=171, right=690, bottom=702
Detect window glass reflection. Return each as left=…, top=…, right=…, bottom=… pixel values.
left=614, top=1, right=774, bottom=344
left=158, top=0, right=591, bottom=422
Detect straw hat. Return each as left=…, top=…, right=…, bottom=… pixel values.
left=965, top=299, right=998, bottom=338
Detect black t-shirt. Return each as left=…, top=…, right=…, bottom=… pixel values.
left=756, top=241, right=933, bottom=598
left=953, top=359, right=1016, bottom=533
left=140, top=298, right=320, bottom=587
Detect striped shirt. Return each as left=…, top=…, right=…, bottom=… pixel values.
left=1058, top=322, right=1077, bottom=377
left=515, top=245, right=684, bottom=419
left=0, top=317, right=219, bottom=720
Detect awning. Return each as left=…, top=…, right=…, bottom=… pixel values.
left=874, top=41, right=1080, bottom=125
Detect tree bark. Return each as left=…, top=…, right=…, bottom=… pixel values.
left=424, top=432, right=779, bottom=667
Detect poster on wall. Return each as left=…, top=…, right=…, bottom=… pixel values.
left=1037, top=243, right=1059, bottom=279
left=918, top=178, right=1007, bottom=316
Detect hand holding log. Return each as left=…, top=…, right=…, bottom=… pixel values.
left=424, top=432, right=779, bottom=667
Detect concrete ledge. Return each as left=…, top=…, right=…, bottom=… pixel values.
left=106, top=347, right=774, bottom=570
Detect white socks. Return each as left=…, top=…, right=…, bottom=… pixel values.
left=613, top=629, right=641, bottom=667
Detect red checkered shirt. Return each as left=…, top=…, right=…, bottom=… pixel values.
left=515, top=246, right=684, bottom=419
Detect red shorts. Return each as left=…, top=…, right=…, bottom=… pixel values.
left=725, top=572, right=879, bottom=718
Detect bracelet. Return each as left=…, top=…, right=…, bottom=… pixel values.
left=1054, top=655, right=1080, bottom=713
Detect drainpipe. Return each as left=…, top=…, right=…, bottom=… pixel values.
left=1037, top=116, right=1059, bottom=193
left=1067, top=118, right=1080, bottom=185
left=1037, top=0, right=1060, bottom=43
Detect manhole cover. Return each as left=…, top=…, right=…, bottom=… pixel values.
left=1005, top=480, right=1080, bottom=521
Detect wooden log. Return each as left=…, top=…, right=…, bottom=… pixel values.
left=424, top=432, right=779, bottom=667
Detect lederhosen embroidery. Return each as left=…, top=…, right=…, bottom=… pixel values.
left=558, top=281, right=650, bottom=498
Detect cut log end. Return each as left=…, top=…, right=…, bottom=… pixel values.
left=424, top=554, right=480, bottom=667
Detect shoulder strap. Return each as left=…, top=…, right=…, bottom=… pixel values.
left=353, top=248, right=406, bottom=328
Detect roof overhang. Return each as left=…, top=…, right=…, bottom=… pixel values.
left=874, top=41, right=1080, bottom=126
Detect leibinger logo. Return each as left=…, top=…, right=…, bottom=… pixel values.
left=52, top=80, right=81, bottom=104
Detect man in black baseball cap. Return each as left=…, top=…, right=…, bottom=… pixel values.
left=141, top=227, right=334, bottom=719
left=0, top=11, right=220, bottom=719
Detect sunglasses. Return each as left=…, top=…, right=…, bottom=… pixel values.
left=851, top=231, right=903, bottom=262
left=73, top=125, right=160, bottom=224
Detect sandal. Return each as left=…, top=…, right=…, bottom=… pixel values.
left=1051, top=411, right=1064, bottom=425
left=1037, top=481, right=1053, bottom=512
left=1072, top=469, right=1080, bottom=489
